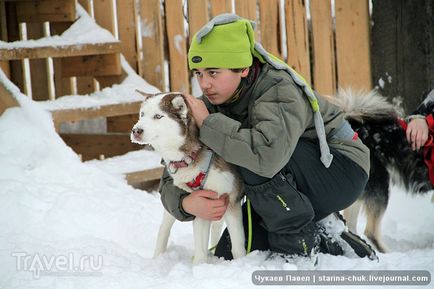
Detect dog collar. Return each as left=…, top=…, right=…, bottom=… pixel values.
left=168, top=151, right=199, bottom=174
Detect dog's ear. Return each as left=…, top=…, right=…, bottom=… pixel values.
left=136, top=89, right=155, bottom=100
left=171, top=95, right=188, bottom=121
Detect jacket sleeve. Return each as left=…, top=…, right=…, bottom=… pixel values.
left=158, top=166, right=195, bottom=222
left=199, top=80, right=311, bottom=178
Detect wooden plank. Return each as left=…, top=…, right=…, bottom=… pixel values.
left=125, top=167, right=164, bottom=184
left=285, top=0, right=311, bottom=84
left=60, top=133, right=143, bottom=161
left=93, top=0, right=122, bottom=89
left=187, top=0, right=209, bottom=43
left=0, top=78, right=19, bottom=116
left=0, top=61, right=10, bottom=78
left=61, top=53, right=122, bottom=77
left=209, top=0, right=233, bottom=18
left=335, top=0, right=372, bottom=90
left=51, top=101, right=142, bottom=123
left=76, top=77, right=96, bottom=95
left=139, top=0, right=165, bottom=91
left=165, top=0, right=189, bottom=92
left=53, top=58, right=73, bottom=98
left=259, top=0, right=281, bottom=58
left=27, top=22, right=50, bottom=101
left=0, top=1, right=7, bottom=40
left=310, top=0, right=336, bottom=96
left=16, top=0, right=76, bottom=23
left=78, top=0, right=92, bottom=15
left=106, top=114, right=139, bottom=133
left=234, top=0, right=256, bottom=20
left=116, top=0, right=138, bottom=72
left=0, top=42, right=122, bottom=60
left=93, top=0, right=116, bottom=35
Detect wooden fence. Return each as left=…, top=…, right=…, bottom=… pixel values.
left=1, top=0, right=372, bottom=101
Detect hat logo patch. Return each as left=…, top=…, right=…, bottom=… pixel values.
left=192, top=56, right=202, bottom=63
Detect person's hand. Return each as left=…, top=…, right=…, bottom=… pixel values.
left=184, top=93, right=209, bottom=127
left=182, top=190, right=229, bottom=221
left=406, top=118, right=429, bottom=151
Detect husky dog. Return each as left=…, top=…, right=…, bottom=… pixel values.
left=327, top=89, right=432, bottom=253
left=131, top=91, right=245, bottom=263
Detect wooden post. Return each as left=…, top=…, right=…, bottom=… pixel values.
left=116, top=0, right=138, bottom=72
left=285, top=0, right=311, bottom=84
left=139, top=0, right=165, bottom=91
left=234, top=0, right=256, bottom=20
left=209, top=0, right=233, bottom=18
left=77, top=0, right=96, bottom=95
left=187, top=0, right=209, bottom=43
left=371, top=0, right=434, bottom=111
left=165, top=0, right=190, bottom=93
left=27, top=23, right=50, bottom=101
left=335, top=0, right=372, bottom=91
left=259, top=0, right=281, bottom=58
left=310, top=0, right=336, bottom=96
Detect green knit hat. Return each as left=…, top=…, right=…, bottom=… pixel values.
left=188, top=18, right=255, bottom=69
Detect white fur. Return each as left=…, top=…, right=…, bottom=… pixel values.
left=131, top=93, right=245, bottom=264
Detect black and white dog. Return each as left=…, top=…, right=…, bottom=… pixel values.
left=327, top=89, right=433, bottom=253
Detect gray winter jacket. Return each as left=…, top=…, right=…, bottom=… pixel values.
left=159, top=62, right=370, bottom=221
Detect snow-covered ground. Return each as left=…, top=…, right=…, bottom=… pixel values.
left=0, top=70, right=433, bottom=289
left=0, top=4, right=433, bottom=286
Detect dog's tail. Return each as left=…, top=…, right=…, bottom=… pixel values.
left=324, top=88, right=399, bottom=123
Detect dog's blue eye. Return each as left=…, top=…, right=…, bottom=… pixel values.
left=153, top=114, right=163, bottom=120
left=140, top=112, right=144, bottom=117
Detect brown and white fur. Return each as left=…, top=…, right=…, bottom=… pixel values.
left=131, top=91, right=245, bottom=264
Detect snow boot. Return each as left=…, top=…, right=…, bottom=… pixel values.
left=317, top=212, right=378, bottom=261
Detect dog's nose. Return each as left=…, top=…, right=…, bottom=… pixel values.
left=132, top=128, right=143, bottom=138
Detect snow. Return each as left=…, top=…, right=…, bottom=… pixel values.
left=1, top=69, right=434, bottom=289
left=0, top=5, right=433, bottom=289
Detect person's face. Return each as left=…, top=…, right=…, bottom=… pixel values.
left=193, top=68, right=249, bottom=105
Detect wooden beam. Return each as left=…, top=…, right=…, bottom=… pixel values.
left=0, top=42, right=121, bottom=60
left=0, top=78, right=19, bottom=116
left=125, top=167, right=164, bottom=185
left=51, top=101, right=142, bottom=124
left=16, top=0, right=76, bottom=23
left=61, top=53, right=122, bottom=77
left=60, top=133, right=143, bottom=161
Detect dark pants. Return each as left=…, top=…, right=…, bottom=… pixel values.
left=215, top=139, right=368, bottom=259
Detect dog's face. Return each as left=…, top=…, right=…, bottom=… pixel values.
left=131, top=91, right=197, bottom=160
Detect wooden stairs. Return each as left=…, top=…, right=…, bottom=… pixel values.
left=0, top=0, right=163, bottom=187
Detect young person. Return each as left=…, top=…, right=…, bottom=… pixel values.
left=159, top=13, right=376, bottom=260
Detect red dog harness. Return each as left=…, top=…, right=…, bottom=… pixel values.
left=168, top=149, right=214, bottom=190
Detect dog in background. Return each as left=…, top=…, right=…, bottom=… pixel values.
left=327, top=89, right=433, bottom=253
left=131, top=91, right=245, bottom=264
